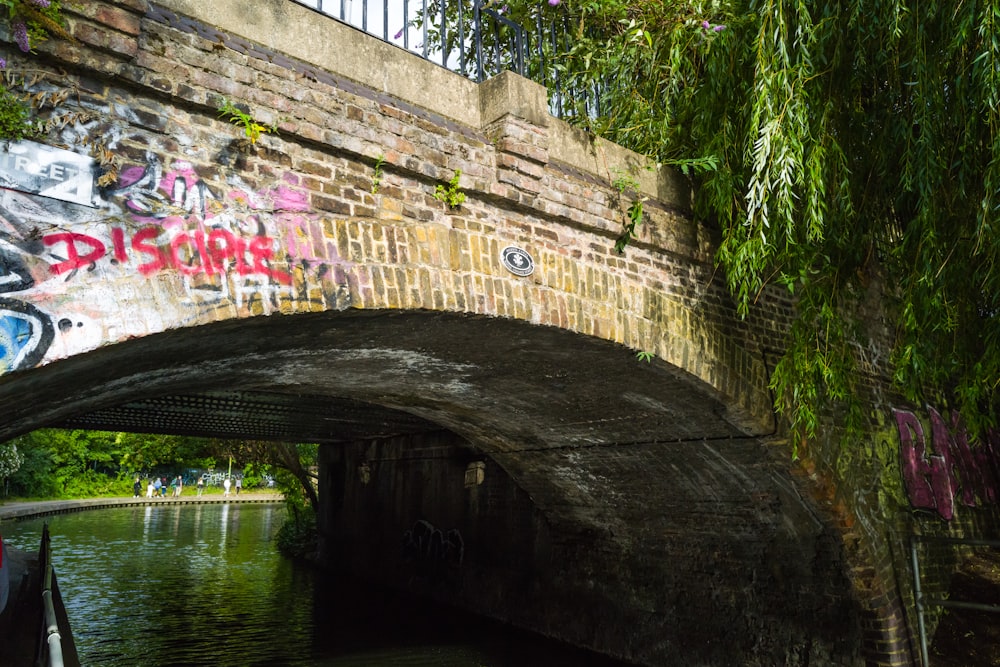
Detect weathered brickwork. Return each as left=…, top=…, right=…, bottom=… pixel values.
left=0, top=0, right=775, bottom=434
left=319, top=431, right=861, bottom=666
left=0, top=0, right=998, bottom=665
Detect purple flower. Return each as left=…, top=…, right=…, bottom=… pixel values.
left=713, top=24, right=726, bottom=32
left=29, top=0, right=51, bottom=7
left=394, top=28, right=404, bottom=40
left=548, top=0, right=560, bottom=6
left=701, top=20, right=711, bottom=29
left=13, top=21, right=29, bottom=52
left=0, top=58, right=6, bottom=70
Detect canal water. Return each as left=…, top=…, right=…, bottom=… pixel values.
left=3, top=503, right=632, bottom=666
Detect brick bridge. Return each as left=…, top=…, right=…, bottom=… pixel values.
left=1, top=1, right=998, bottom=665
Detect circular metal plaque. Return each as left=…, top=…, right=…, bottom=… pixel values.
left=500, top=246, right=534, bottom=276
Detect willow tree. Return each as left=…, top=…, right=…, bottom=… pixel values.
left=506, top=0, right=1000, bottom=445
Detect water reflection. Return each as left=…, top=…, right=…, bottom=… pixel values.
left=3, top=504, right=631, bottom=667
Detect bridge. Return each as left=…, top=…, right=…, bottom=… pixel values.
left=1, top=0, right=998, bottom=665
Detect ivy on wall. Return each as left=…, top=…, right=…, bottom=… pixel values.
left=0, top=0, right=71, bottom=140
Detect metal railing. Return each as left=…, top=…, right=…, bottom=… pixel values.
left=287, top=0, right=594, bottom=118
left=37, top=523, right=66, bottom=667
left=910, top=534, right=1000, bottom=667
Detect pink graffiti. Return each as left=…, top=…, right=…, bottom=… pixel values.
left=39, top=156, right=325, bottom=284
left=894, top=407, right=1000, bottom=520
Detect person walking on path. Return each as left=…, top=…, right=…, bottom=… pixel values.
left=196, top=476, right=204, bottom=496
left=133, top=477, right=141, bottom=498
left=146, top=479, right=154, bottom=498
left=235, top=477, right=242, bottom=495
left=223, top=477, right=231, bottom=497
left=153, top=477, right=162, bottom=498
left=173, top=476, right=183, bottom=497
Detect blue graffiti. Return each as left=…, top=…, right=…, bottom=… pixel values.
left=0, top=299, right=53, bottom=372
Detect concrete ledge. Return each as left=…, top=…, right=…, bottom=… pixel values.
left=159, top=0, right=482, bottom=129
left=0, top=494, right=284, bottom=521
left=154, top=0, right=690, bottom=209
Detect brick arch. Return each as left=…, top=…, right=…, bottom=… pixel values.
left=0, top=2, right=777, bottom=440
left=0, top=151, right=773, bottom=425
left=0, top=159, right=772, bottom=438
left=0, top=0, right=890, bottom=661
left=0, top=307, right=862, bottom=665
left=0, top=309, right=751, bottom=447
left=311, top=209, right=775, bottom=436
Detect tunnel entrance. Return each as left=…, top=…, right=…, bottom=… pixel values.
left=0, top=309, right=862, bottom=666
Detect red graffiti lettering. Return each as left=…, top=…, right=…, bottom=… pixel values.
left=191, top=230, right=214, bottom=276
left=207, top=229, right=239, bottom=274
left=133, top=226, right=167, bottom=275
left=894, top=409, right=950, bottom=518
left=111, top=227, right=128, bottom=263
left=170, top=232, right=201, bottom=276
left=42, top=225, right=291, bottom=285
left=44, top=232, right=107, bottom=275
left=894, top=406, right=1000, bottom=520
left=248, top=236, right=292, bottom=284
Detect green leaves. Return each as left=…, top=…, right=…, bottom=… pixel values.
left=434, top=169, right=466, bottom=209
left=0, top=83, right=37, bottom=141
left=611, top=171, right=646, bottom=253
left=217, top=98, right=277, bottom=145
left=525, top=0, right=1000, bottom=445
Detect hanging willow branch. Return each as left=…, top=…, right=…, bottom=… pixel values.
left=492, top=0, right=1000, bottom=444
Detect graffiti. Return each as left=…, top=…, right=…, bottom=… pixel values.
left=0, top=140, right=97, bottom=207
left=894, top=407, right=1000, bottom=520
left=402, top=519, right=465, bottom=579
left=1, top=231, right=53, bottom=373
left=0, top=298, right=54, bottom=372
left=43, top=224, right=292, bottom=284
left=0, top=245, right=34, bottom=292
left=0, top=143, right=355, bottom=373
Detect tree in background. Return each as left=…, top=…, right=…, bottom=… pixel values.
left=492, top=0, right=1000, bottom=450
left=4, top=429, right=125, bottom=497
left=1, top=429, right=220, bottom=497
left=116, top=432, right=216, bottom=476
left=215, top=440, right=319, bottom=513
left=209, top=439, right=320, bottom=560
left=0, top=440, right=23, bottom=496
left=0, top=428, right=323, bottom=501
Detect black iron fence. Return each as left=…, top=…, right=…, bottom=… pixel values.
left=288, top=0, right=596, bottom=118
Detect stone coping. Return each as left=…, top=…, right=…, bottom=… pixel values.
left=0, top=493, right=285, bottom=522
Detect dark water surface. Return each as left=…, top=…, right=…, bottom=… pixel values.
left=4, top=503, right=631, bottom=666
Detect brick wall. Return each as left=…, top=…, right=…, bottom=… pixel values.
left=1, top=1, right=998, bottom=665
left=0, top=0, right=777, bottom=432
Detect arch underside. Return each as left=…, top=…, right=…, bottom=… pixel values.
left=0, top=309, right=861, bottom=665
left=1, top=309, right=752, bottom=448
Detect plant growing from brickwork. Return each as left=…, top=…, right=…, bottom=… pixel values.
left=371, top=153, right=385, bottom=194
left=217, top=98, right=277, bottom=146
left=83, top=134, right=123, bottom=187
left=434, top=169, right=466, bottom=210
left=0, top=0, right=72, bottom=141
left=0, top=0, right=72, bottom=54
left=0, top=80, right=35, bottom=140
left=0, top=69, right=119, bottom=184
left=611, top=170, right=646, bottom=254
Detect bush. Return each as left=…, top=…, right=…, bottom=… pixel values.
left=275, top=504, right=317, bottom=560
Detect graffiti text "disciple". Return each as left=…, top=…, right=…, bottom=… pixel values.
left=43, top=226, right=293, bottom=285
